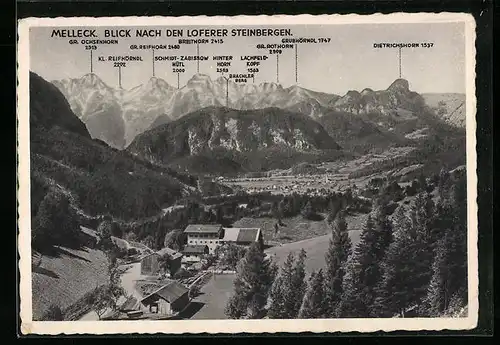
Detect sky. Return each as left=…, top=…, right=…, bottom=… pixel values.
left=30, top=22, right=466, bottom=95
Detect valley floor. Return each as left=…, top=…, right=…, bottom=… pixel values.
left=220, top=147, right=421, bottom=195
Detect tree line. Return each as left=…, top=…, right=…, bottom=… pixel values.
left=225, top=169, right=467, bottom=318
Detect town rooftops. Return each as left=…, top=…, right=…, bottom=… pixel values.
left=222, top=227, right=261, bottom=243
left=184, top=224, right=222, bottom=234
left=183, top=245, right=209, bottom=255
left=140, top=281, right=189, bottom=304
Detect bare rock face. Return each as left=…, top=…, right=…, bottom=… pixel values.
left=330, top=78, right=426, bottom=116
left=51, top=73, right=343, bottom=147
left=52, top=73, right=125, bottom=149
left=50, top=72, right=444, bottom=149
left=126, top=106, right=341, bottom=173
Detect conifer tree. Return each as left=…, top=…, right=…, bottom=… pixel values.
left=225, top=242, right=277, bottom=319
left=301, top=200, right=315, bottom=220
left=339, top=214, right=378, bottom=317
left=324, top=211, right=352, bottom=317
left=373, top=205, right=419, bottom=317
left=290, top=249, right=308, bottom=317
left=410, top=192, right=437, bottom=303
left=268, top=273, right=286, bottom=318
left=437, top=168, right=452, bottom=201
left=422, top=175, right=467, bottom=316
left=422, top=232, right=450, bottom=316
left=298, top=270, right=326, bottom=319
left=268, top=252, right=295, bottom=319
left=372, top=194, right=394, bottom=261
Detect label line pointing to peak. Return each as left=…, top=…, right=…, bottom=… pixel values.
left=276, top=54, right=279, bottom=83
left=152, top=49, right=155, bottom=77
left=295, top=44, right=298, bottom=84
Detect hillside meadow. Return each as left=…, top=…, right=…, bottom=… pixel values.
left=31, top=246, right=110, bottom=320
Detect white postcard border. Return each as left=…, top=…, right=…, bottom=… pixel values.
left=17, top=12, right=478, bottom=335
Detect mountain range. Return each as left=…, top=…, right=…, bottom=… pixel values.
left=31, top=72, right=229, bottom=223
left=127, top=106, right=344, bottom=175
left=52, top=73, right=464, bottom=149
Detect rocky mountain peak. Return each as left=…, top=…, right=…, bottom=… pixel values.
left=259, top=82, right=283, bottom=93
left=146, top=76, right=174, bottom=90
left=186, top=73, right=213, bottom=86
left=387, top=78, right=410, bottom=93
left=80, top=73, right=106, bottom=88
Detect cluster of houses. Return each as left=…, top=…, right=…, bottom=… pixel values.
left=110, top=224, right=262, bottom=319
left=139, top=224, right=263, bottom=276
left=80, top=223, right=263, bottom=319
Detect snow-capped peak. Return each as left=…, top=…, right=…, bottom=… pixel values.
left=146, top=76, right=174, bottom=90
left=186, top=73, right=213, bottom=86
left=80, top=73, right=106, bottom=88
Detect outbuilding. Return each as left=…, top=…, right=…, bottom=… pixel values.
left=139, top=281, right=190, bottom=316
left=182, top=245, right=209, bottom=263
left=140, top=247, right=183, bottom=277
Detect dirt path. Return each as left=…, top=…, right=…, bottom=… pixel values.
left=119, top=262, right=143, bottom=300
left=78, top=262, right=142, bottom=320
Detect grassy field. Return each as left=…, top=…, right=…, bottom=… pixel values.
left=182, top=212, right=368, bottom=319
left=265, top=212, right=368, bottom=275
left=234, top=214, right=332, bottom=244
left=32, top=246, right=110, bottom=320
left=190, top=273, right=236, bottom=320
left=234, top=212, right=367, bottom=246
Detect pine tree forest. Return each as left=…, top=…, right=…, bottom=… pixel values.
left=227, top=169, right=468, bottom=319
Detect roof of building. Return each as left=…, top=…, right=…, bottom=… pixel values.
left=183, top=245, right=208, bottom=255
left=222, top=228, right=261, bottom=243
left=237, top=228, right=261, bottom=243
left=142, top=247, right=183, bottom=260
left=120, top=296, right=140, bottom=312
left=140, top=281, right=189, bottom=304
left=184, top=224, right=222, bottom=234
left=80, top=226, right=100, bottom=239
left=112, top=237, right=130, bottom=250
left=221, top=228, right=240, bottom=242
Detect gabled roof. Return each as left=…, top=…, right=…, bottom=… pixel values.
left=222, top=227, right=261, bottom=243
left=140, top=281, right=189, bottom=304
left=184, top=224, right=222, bottom=234
left=237, top=228, right=261, bottom=243
left=157, top=247, right=178, bottom=257
left=142, top=247, right=183, bottom=260
left=80, top=226, right=99, bottom=239
left=120, top=296, right=140, bottom=312
left=221, top=228, right=240, bottom=242
left=183, top=245, right=208, bottom=255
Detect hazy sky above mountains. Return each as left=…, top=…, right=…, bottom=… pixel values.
left=30, top=22, right=466, bottom=94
